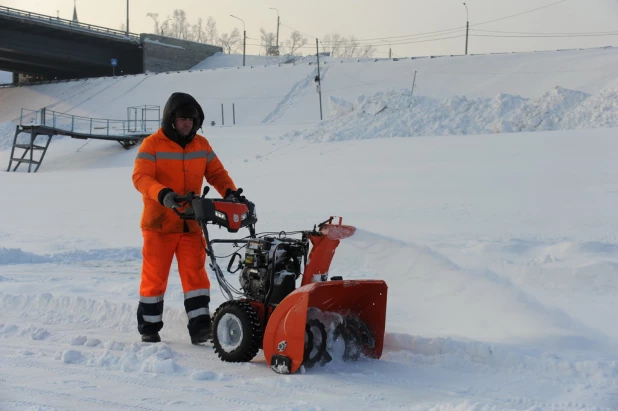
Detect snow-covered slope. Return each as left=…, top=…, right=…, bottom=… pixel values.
left=3, top=46, right=618, bottom=132
left=1, top=47, right=618, bottom=410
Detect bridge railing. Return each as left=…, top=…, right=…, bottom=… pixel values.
left=0, top=5, right=140, bottom=42
left=20, top=108, right=160, bottom=137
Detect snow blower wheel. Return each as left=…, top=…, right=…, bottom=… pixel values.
left=212, top=300, right=262, bottom=363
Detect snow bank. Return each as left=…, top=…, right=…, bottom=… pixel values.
left=287, top=86, right=618, bottom=141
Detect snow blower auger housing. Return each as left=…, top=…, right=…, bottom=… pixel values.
left=175, top=187, right=388, bottom=374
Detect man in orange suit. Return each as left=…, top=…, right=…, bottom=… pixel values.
left=132, top=92, right=241, bottom=344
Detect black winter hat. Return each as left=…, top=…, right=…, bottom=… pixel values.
left=174, top=104, right=199, bottom=120
left=161, top=92, right=205, bottom=147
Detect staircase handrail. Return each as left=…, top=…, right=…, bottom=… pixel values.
left=19, top=108, right=160, bottom=137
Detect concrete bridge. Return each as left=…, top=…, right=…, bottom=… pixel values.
left=0, top=6, right=222, bottom=82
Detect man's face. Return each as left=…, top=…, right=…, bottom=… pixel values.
left=174, top=117, right=194, bottom=137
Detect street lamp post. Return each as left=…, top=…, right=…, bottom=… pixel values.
left=126, top=0, right=129, bottom=35
left=230, top=15, right=246, bottom=66
left=161, top=18, right=172, bottom=36
left=269, top=7, right=280, bottom=55
left=463, top=2, right=469, bottom=55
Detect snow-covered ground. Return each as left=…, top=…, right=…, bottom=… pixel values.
left=1, top=49, right=618, bottom=410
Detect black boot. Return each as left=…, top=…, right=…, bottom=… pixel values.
left=142, top=333, right=161, bottom=343
left=190, top=326, right=212, bottom=345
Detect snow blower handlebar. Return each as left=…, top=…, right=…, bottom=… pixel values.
left=172, top=187, right=257, bottom=233
left=172, top=186, right=259, bottom=301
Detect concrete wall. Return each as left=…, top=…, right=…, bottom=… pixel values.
left=140, top=34, right=222, bottom=73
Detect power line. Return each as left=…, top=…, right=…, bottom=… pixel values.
left=472, top=28, right=618, bottom=36
left=319, top=27, right=465, bottom=44
left=471, top=0, right=570, bottom=27
left=280, top=22, right=317, bottom=40
left=472, top=28, right=618, bottom=35
left=472, top=33, right=618, bottom=38
left=276, top=0, right=571, bottom=47
left=245, top=34, right=467, bottom=50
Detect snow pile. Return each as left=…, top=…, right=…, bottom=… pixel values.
left=286, top=86, right=618, bottom=141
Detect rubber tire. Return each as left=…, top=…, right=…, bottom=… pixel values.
left=212, top=300, right=262, bottom=363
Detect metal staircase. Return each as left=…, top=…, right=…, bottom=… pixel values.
left=7, top=106, right=160, bottom=173
left=7, top=126, right=53, bottom=173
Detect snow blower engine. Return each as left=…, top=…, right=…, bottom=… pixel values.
left=175, top=187, right=388, bottom=374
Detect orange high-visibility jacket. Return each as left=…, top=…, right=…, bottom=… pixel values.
left=132, top=128, right=236, bottom=233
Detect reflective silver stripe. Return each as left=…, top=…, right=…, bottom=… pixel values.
left=143, top=314, right=163, bottom=323
left=140, top=151, right=212, bottom=161
left=156, top=152, right=184, bottom=160
left=184, top=289, right=210, bottom=299
left=136, top=152, right=155, bottom=161
left=140, top=295, right=164, bottom=304
left=187, top=307, right=209, bottom=319
left=185, top=151, right=208, bottom=160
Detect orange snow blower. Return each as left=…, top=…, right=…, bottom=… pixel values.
left=174, top=188, right=388, bottom=374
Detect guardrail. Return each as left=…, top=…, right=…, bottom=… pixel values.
left=0, top=5, right=141, bottom=42
left=20, top=108, right=160, bottom=136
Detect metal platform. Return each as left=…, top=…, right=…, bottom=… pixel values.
left=7, top=106, right=160, bottom=173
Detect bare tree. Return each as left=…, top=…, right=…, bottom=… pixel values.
left=160, top=19, right=171, bottom=36
left=146, top=12, right=161, bottom=35
left=260, top=28, right=278, bottom=56
left=321, top=33, right=375, bottom=58
left=205, top=17, right=218, bottom=44
left=171, top=9, right=191, bottom=40
left=192, top=17, right=205, bottom=43
left=284, top=30, right=307, bottom=56
left=218, top=28, right=241, bottom=54
left=341, top=36, right=360, bottom=58
left=146, top=11, right=223, bottom=46
left=322, top=33, right=345, bottom=57
left=357, top=44, right=376, bottom=58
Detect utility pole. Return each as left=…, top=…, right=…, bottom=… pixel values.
left=126, top=0, right=129, bottom=36
left=230, top=15, right=246, bottom=66
left=316, top=38, right=323, bottom=120
left=463, top=2, right=469, bottom=55
left=269, top=8, right=280, bottom=55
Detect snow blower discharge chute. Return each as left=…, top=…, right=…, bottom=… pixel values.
left=173, top=188, right=388, bottom=374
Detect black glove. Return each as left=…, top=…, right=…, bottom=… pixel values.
left=225, top=188, right=246, bottom=202
left=162, top=191, right=182, bottom=209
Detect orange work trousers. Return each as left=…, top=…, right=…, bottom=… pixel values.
left=140, top=230, right=210, bottom=298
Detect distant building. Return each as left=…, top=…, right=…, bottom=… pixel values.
left=72, top=1, right=78, bottom=23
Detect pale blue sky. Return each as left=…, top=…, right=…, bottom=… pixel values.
left=2, top=0, right=618, bottom=57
